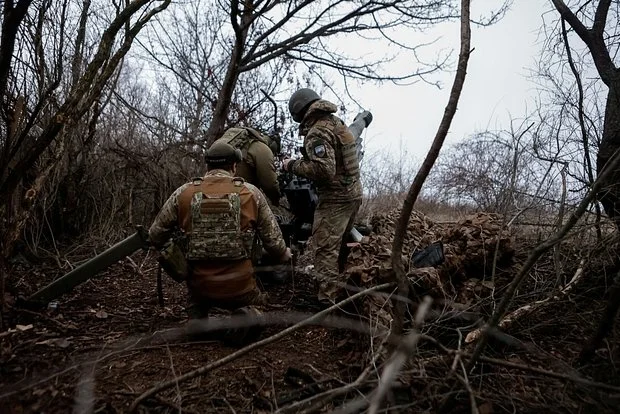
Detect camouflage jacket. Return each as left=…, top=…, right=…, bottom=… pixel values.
left=149, top=170, right=286, bottom=259
left=214, top=128, right=281, bottom=205
left=289, top=100, right=363, bottom=202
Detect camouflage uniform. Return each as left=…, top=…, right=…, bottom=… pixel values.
left=149, top=169, right=287, bottom=317
left=288, top=100, right=363, bottom=302
left=214, top=127, right=281, bottom=206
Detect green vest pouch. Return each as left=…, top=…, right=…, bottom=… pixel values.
left=157, top=239, right=188, bottom=283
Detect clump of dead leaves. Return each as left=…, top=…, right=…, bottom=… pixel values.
left=344, top=208, right=515, bottom=343
left=348, top=208, right=514, bottom=296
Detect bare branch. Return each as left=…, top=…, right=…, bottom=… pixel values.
left=593, top=0, right=611, bottom=35
left=389, top=0, right=471, bottom=341
left=466, top=147, right=620, bottom=367
left=551, top=0, right=591, bottom=41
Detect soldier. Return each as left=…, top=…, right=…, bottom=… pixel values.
left=149, top=141, right=292, bottom=319
left=283, top=88, right=372, bottom=305
left=213, top=127, right=282, bottom=206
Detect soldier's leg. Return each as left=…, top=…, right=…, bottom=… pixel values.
left=337, top=200, right=362, bottom=273
left=186, top=284, right=211, bottom=319
left=184, top=285, right=212, bottom=340
left=207, top=286, right=267, bottom=346
left=312, top=201, right=360, bottom=302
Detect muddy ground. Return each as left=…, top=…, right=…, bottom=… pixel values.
left=1, top=218, right=619, bottom=413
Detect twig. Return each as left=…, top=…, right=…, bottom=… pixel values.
left=464, top=258, right=586, bottom=343
left=389, top=0, right=472, bottom=344
left=367, top=297, right=432, bottom=414
left=223, top=397, right=237, bottom=414
left=129, top=283, right=394, bottom=412
left=153, top=395, right=199, bottom=414
left=282, top=370, right=372, bottom=414
left=331, top=302, right=434, bottom=414
left=164, top=343, right=182, bottom=412
left=276, top=343, right=387, bottom=414
left=463, top=148, right=620, bottom=367
left=125, top=256, right=142, bottom=275
left=419, top=334, right=620, bottom=394
left=456, top=359, right=478, bottom=414
left=474, top=354, right=620, bottom=394
left=271, top=369, right=278, bottom=411
left=17, top=308, right=78, bottom=332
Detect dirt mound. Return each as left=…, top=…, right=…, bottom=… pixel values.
left=347, top=209, right=515, bottom=299
left=335, top=208, right=518, bottom=374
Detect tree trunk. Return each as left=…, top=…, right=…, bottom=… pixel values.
left=597, top=78, right=620, bottom=231
left=202, top=52, right=244, bottom=146
left=202, top=0, right=252, bottom=147
left=0, top=1, right=33, bottom=108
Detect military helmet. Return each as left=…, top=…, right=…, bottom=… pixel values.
left=288, top=88, right=321, bottom=122
left=205, top=141, right=242, bottom=167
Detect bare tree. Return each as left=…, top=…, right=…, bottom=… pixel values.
left=181, top=0, right=506, bottom=146
left=0, top=0, right=171, bottom=326
left=133, top=0, right=288, bottom=150
left=432, top=124, right=540, bottom=212
left=547, top=0, right=620, bottom=363
left=550, top=0, right=620, bottom=231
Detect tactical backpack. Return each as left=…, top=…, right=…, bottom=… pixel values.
left=186, top=181, right=252, bottom=261
left=218, top=127, right=270, bottom=165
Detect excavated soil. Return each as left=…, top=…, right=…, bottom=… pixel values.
left=1, top=209, right=619, bottom=413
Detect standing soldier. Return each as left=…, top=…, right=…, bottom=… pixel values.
left=283, top=88, right=372, bottom=305
left=149, top=141, right=291, bottom=319
left=213, top=127, right=282, bottom=206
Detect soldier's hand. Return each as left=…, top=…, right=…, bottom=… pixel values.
left=280, top=247, right=293, bottom=263
left=282, top=157, right=293, bottom=172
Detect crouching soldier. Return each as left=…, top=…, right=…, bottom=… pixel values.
left=214, top=127, right=282, bottom=206
left=148, top=141, right=292, bottom=321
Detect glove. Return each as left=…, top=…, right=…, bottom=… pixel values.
left=282, top=157, right=294, bottom=172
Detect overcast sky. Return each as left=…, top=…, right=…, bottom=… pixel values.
left=325, top=2, right=553, bottom=163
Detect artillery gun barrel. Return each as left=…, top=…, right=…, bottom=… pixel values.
left=348, top=110, right=372, bottom=162
left=27, top=227, right=150, bottom=304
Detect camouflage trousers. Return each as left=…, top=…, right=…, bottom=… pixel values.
left=312, top=199, right=361, bottom=302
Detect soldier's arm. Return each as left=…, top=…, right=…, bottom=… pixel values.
left=148, top=184, right=188, bottom=247
left=290, top=127, right=336, bottom=182
left=252, top=187, right=287, bottom=258
left=251, top=142, right=281, bottom=205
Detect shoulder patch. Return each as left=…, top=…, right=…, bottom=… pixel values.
left=313, top=143, right=327, bottom=158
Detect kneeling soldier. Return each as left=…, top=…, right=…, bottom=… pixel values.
left=149, top=141, right=291, bottom=319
